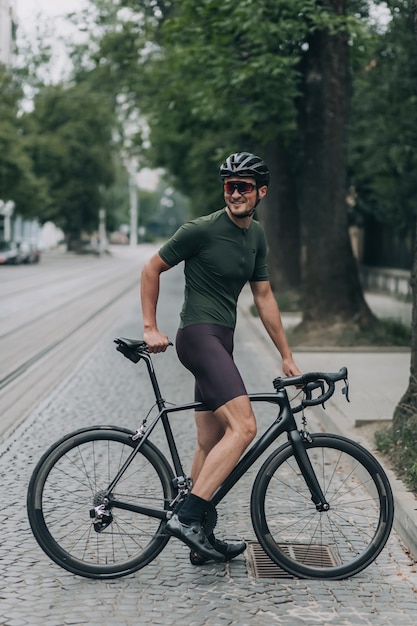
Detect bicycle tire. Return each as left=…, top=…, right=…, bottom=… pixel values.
left=250, top=433, right=394, bottom=580
left=27, top=426, right=176, bottom=579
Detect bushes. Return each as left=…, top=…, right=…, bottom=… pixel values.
left=376, top=413, right=417, bottom=492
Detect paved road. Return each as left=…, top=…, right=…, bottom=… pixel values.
left=0, top=245, right=155, bottom=440
left=1, top=246, right=417, bottom=626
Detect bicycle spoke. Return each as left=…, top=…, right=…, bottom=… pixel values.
left=27, top=428, right=175, bottom=579
left=251, top=434, right=393, bottom=579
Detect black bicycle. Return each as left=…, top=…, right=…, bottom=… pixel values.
left=27, top=337, right=394, bottom=580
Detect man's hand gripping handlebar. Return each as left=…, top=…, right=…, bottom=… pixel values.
left=273, top=367, right=349, bottom=414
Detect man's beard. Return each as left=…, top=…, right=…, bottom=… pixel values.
left=233, top=208, right=256, bottom=219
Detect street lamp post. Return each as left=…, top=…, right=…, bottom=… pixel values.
left=98, top=208, right=106, bottom=256
left=0, top=200, right=15, bottom=241
left=129, top=160, right=138, bottom=247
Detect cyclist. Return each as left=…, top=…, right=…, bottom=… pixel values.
left=140, top=151, right=301, bottom=563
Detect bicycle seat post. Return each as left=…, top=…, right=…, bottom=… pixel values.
left=142, top=352, right=166, bottom=410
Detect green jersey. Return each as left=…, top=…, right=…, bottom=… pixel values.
left=158, top=208, right=269, bottom=329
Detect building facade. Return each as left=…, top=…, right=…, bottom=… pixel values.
left=0, top=0, right=16, bottom=67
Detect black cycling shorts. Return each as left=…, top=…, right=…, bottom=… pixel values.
left=175, top=323, right=247, bottom=412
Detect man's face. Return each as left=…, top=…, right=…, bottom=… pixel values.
left=223, top=177, right=267, bottom=219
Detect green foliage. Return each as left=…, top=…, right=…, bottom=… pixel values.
left=100, top=157, right=130, bottom=232
left=10, top=0, right=415, bottom=262
left=346, top=317, right=411, bottom=345
left=21, top=81, right=116, bottom=243
left=276, top=290, right=303, bottom=313
left=81, top=0, right=382, bottom=224
left=158, top=0, right=306, bottom=138
left=349, top=2, right=417, bottom=231
left=375, top=412, right=417, bottom=493
left=143, top=179, right=190, bottom=238
left=85, top=0, right=347, bottom=215
left=285, top=316, right=411, bottom=347
left=0, top=65, right=48, bottom=217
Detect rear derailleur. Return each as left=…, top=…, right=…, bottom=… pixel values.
left=89, top=491, right=113, bottom=533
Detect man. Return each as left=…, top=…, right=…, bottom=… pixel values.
left=140, top=151, right=300, bottom=563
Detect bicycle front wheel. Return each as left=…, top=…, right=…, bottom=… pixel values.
left=27, top=426, right=176, bottom=579
left=251, top=433, right=394, bottom=579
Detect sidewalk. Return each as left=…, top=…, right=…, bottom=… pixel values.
left=238, top=286, right=417, bottom=559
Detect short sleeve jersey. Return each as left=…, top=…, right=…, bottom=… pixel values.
left=158, top=208, right=269, bottom=329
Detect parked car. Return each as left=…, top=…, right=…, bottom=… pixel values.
left=110, top=231, right=129, bottom=245
left=17, top=241, right=41, bottom=264
left=0, top=241, right=20, bottom=265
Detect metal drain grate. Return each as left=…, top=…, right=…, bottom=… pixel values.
left=246, top=541, right=340, bottom=579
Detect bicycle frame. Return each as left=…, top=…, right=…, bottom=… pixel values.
left=105, top=350, right=329, bottom=515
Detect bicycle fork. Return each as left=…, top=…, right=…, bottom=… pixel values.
left=288, top=429, right=330, bottom=512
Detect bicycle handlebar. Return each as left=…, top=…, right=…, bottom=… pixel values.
left=273, top=367, right=349, bottom=412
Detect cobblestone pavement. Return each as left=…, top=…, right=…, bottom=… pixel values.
left=1, top=264, right=417, bottom=626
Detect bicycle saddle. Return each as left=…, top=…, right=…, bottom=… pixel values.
left=114, top=337, right=148, bottom=363
left=114, top=337, right=147, bottom=350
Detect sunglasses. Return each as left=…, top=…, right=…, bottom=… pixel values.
left=224, top=181, right=256, bottom=195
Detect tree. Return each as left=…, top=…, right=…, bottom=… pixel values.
left=349, top=1, right=417, bottom=238
left=297, top=0, right=374, bottom=334
left=0, top=65, right=48, bottom=218
left=389, top=0, right=417, bottom=485
left=72, top=0, right=307, bottom=290
left=22, top=81, right=116, bottom=247
left=256, top=138, right=301, bottom=292
left=144, top=0, right=312, bottom=292
left=75, top=1, right=400, bottom=332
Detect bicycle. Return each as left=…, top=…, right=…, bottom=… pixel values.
left=27, top=337, right=394, bottom=581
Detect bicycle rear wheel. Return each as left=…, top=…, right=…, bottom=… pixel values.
left=251, top=433, right=394, bottom=579
left=27, top=426, right=176, bottom=579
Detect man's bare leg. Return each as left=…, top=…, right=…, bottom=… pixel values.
left=190, top=411, right=225, bottom=483
left=170, top=396, right=254, bottom=562
left=191, top=394, right=257, bottom=501
left=166, top=395, right=255, bottom=559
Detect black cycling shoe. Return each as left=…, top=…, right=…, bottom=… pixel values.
left=165, top=514, right=225, bottom=562
left=190, top=537, right=247, bottom=566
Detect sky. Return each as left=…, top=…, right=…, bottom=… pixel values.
left=17, top=0, right=88, bottom=23
left=16, top=0, right=89, bottom=80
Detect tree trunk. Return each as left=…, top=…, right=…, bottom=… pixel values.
left=256, top=138, right=300, bottom=293
left=393, top=217, right=417, bottom=434
left=298, top=0, right=373, bottom=329
left=392, top=1, right=417, bottom=433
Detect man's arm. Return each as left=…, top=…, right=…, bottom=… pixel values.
left=140, top=253, right=172, bottom=353
left=250, top=280, right=301, bottom=376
